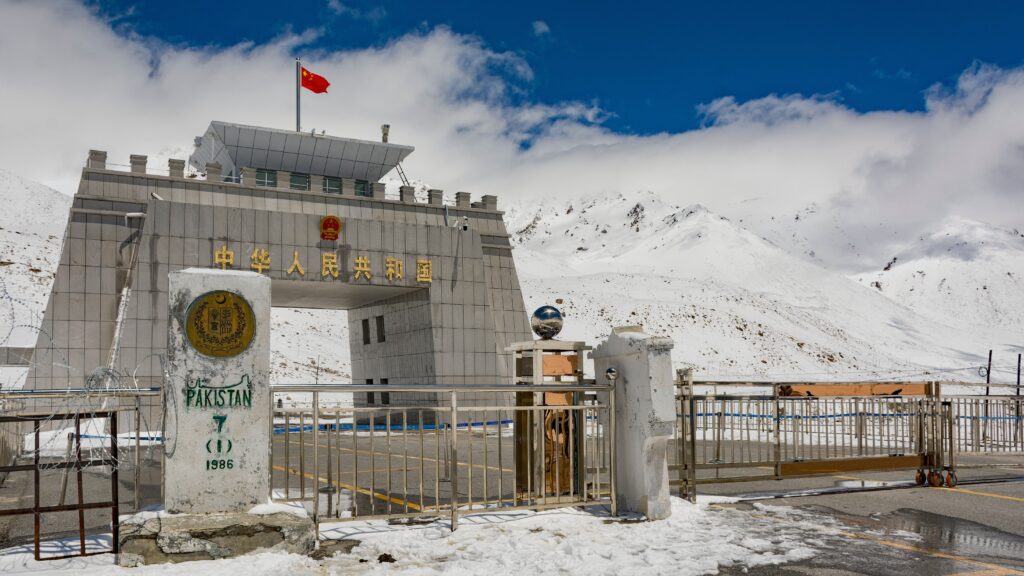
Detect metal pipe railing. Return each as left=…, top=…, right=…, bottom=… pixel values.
left=672, top=375, right=1023, bottom=492
left=269, top=383, right=614, bottom=531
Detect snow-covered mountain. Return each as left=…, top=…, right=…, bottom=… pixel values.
left=1, top=170, right=1018, bottom=386
left=851, top=217, right=1024, bottom=333
left=0, top=169, right=71, bottom=347
left=505, top=191, right=1020, bottom=380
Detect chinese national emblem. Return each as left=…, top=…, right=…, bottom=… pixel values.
left=320, top=215, right=342, bottom=241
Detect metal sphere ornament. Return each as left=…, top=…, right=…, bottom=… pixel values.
left=530, top=305, right=563, bottom=340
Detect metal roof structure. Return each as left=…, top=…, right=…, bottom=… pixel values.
left=188, top=121, right=415, bottom=181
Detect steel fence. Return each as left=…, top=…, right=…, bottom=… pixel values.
left=948, top=396, right=1024, bottom=455
left=672, top=371, right=968, bottom=498
left=269, top=383, right=615, bottom=530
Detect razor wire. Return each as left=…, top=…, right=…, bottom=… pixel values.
left=0, top=274, right=162, bottom=471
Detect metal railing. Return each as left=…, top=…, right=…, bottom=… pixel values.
left=948, top=396, right=1024, bottom=455
left=269, top=383, right=615, bottom=530
left=672, top=372, right=963, bottom=497
left=674, top=371, right=1024, bottom=498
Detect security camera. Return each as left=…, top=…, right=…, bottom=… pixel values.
left=605, top=367, right=618, bottom=383
left=461, top=216, right=469, bottom=231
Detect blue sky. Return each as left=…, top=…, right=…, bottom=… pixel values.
left=90, top=0, right=1024, bottom=134
left=2, top=1, right=1023, bottom=271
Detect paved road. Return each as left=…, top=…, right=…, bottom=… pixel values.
left=270, top=426, right=529, bottom=518
left=702, top=465, right=1024, bottom=575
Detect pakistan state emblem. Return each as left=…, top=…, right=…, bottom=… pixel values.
left=185, top=290, right=256, bottom=358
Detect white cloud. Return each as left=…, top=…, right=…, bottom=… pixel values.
left=326, top=0, right=386, bottom=22
left=532, top=20, right=551, bottom=36
left=0, top=2, right=1022, bottom=273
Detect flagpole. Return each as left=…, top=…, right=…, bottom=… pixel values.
left=295, top=58, right=301, bottom=132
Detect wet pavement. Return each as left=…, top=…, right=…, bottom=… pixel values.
left=714, top=477, right=1024, bottom=575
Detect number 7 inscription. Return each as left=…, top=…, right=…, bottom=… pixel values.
left=212, top=414, right=227, bottom=434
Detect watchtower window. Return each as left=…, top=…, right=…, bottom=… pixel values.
left=289, top=173, right=310, bottom=191
left=354, top=179, right=371, bottom=197
left=366, top=379, right=374, bottom=404
left=375, top=315, right=385, bottom=343
left=323, top=176, right=341, bottom=194
left=255, top=169, right=277, bottom=187
left=361, top=318, right=371, bottom=345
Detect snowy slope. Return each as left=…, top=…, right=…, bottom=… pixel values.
left=506, top=191, right=1015, bottom=381
left=0, top=169, right=71, bottom=347
left=851, top=217, right=1024, bottom=333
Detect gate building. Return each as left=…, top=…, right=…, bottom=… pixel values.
left=25, top=121, right=531, bottom=419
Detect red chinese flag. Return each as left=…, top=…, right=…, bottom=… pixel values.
left=301, top=67, right=330, bottom=94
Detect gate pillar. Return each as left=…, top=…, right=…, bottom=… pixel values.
left=592, top=326, right=675, bottom=520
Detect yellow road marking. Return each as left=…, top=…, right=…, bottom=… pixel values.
left=840, top=531, right=1024, bottom=575
left=952, top=569, right=1020, bottom=576
left=273, top=464, right=423, bottom=511
left=938, top=487, right=1024, bottom=503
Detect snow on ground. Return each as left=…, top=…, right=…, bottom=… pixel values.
left=0, top=536, right=320, bottom=576
left=0, top=498, right=836, bottom=575
left=322, top=498, right=823, bottom=575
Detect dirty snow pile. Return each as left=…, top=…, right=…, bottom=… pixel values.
left=323, top=498, right=823, bottom=575
left=0, top=498, right=836, bottom=575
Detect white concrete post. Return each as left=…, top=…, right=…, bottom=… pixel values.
left=164, top=269, right=271, bottom=514
left=592, top=326, right=675, bottom=520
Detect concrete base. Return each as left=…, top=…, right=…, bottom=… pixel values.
left=117, top=511, right=315, bottom=566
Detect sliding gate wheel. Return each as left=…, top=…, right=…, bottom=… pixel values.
left=944, top=471, right=957, bottom=488
left=915, top=469, right=926, bottom=485
left=927, top=470, right=944, bottom=487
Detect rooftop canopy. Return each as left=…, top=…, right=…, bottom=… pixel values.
left=189, top=121, right=415, bottom=182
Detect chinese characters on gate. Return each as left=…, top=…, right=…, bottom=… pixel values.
left=211, top=215, right=433, bottom=284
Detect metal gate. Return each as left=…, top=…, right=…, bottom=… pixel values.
left=0, top=388, right=159, bottom=559
left=0, top=412, right=120, bottom=560
left=672, top=370, right=963, bottom=500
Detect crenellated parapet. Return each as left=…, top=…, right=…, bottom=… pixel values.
left=81, top=151, right=502, bottom=215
